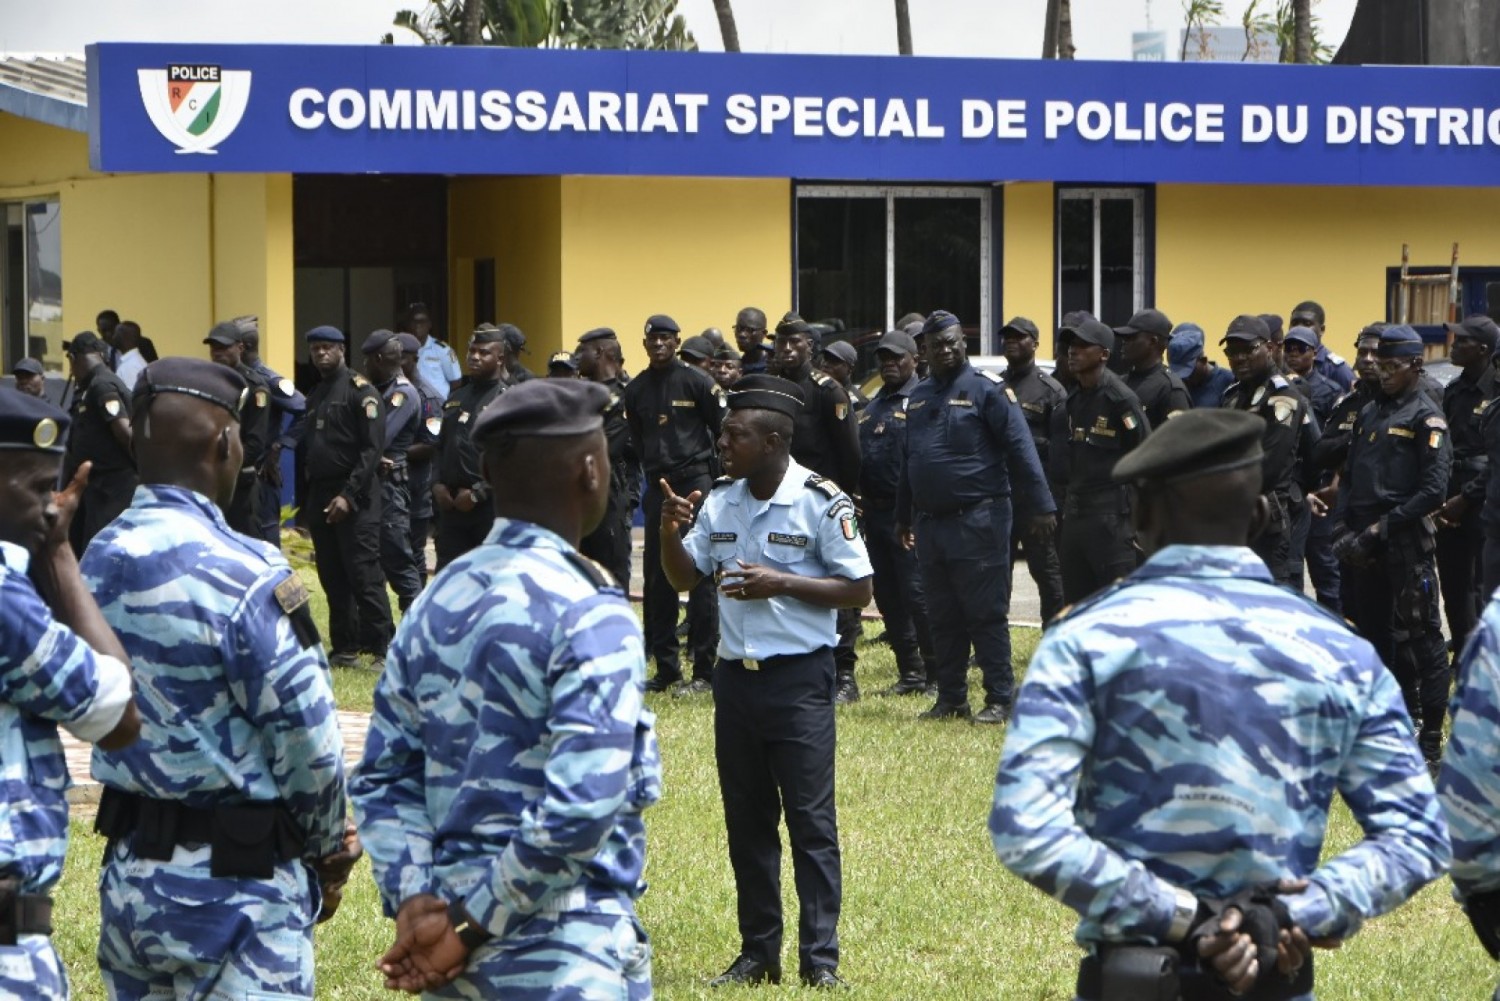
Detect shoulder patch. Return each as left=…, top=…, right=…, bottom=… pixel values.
left=805, top=474, right=842, bottom=500
left=278, top=377, right=295, bottom=397
left=563, top=549, right=618, bottom=591
left=363, top=397, right=380, bottom=420
left=1004, top=387, right=1018, bottom=405
left=253, top=388, right=269, bottom=409
left=390, top=391, right=407, bottom=409
left=811, top=371, right=831, bottom=386
left=352, top=373, right=370, bottom=388
left=1425, top=415, right=1448, bottom=430
left=274, top=572, right=311, bottom=614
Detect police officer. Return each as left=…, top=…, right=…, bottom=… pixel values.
left=1290, top=300, right=1357, bottom=393
left=501, top=323, right=535, bottom=383
left=991, top=408, right=1450, bottom=1001
left=897, top=311, right=1055, bottom=724
left=302, top=325, right=393, bottom=667
left=680, top=335, right=718, bottom=374
left=771, top=312, right=864, bottom=702
left=81, top=358, right=354, bottom=1000
left=1169, top=323, right=1235, bottom=409
left=1115, top=308, right=1191, bottom=428
left=205, top=321, right=272, bottom=537
left=1284, top=324, right=1343, bottom=608
left=363, top=329, right=422, bottom=612
left=734, top=306, right=771, bottom=375
left=10, top=357, right=46, bottom=398
left=1434, top=314, right=1500, bottom=653
left=625, top=313, right=724, bottom=694
left=660, top=375, right=873, bottom=990
left=1057, top=317, right=1149, bottom=605
left=1221, top=314, right=1310, bottom=586
left=404, top=302, right=463, bottom=395
left=1437, top=586, right=1500, bottom=994
left=352, top=379, right=661, bottom=1000
left=858, top=329, right=936, bottom=695
left=237, top=316, right=307, bottom=547
left=577, top=327, right=637, bottom=593
left=548, top=350, right=581, bottom=377
left=397, top=332, right=444, bottom=586
left=0, top=390, right=139, bottom=1001
left=1000, top=316, right=1066, bottom=623
left=712, top=345, right=744, bottom=390
left=818, top=340, right=869, bottom=411
left=61, top=331, right=137, bottom=555
left=1336, top=324, right=1452, bottom=765
left=433, top=325, right=507, bottom=569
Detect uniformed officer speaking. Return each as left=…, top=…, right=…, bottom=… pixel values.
left=576, top=326, right=638, bottom=592
left=624, top=313, right=724, bottom=694
left=301, top=325, right=393, bottom=667
left=432, top=324, right=507, bottom=568
left=992, top=408, right=1449, bottom=1001
left=205, top=321, right=272, bottom=537
left=897, top=311, right=1055, bottom=724
left=660, top=375, right=872, bottom=990
left=0, top=389, right=139, bottom=1001
left=1000, top=316, right=1066, bottom=623
left=61, top=331, right=137, bottom=555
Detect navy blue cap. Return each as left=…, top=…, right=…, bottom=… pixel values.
left=0, top=390, right=69, bottom=452
left=1000, top=317, right=1040, bottom=340
left=548, top=351, right=579, bottom=370
left=361, top=329, right=398, bottom=354
left=1222, top=314, right=1271, bottom=344
left=305, top=325, right=345, bottom=344
left=11, top=358, right=44, bottom=377
left=1377, top=325, right=1425, bottom=358
left=1114, top=308, right=1173, bottom=340
left=498, top=323, right=526, bottom=352
left=680, top=336, right=715, bottom=360
left=579, top=327, right=617, bottom=344
left=1113, top=408, right=1264, bottom=486
left=1062, top=316, right=1114, bottom=350
left=727, top=374, right=805, bottom=417
left=395, top=332, right=421, bottom=355
left=1447, top=314, right=1500, bottom=352
left=471, top=378, right=609, bottom=443
left=134, top=357, right=249, bottom=420
left=204, top=322, right=242, bottom=346
left=63, top=331, right=106, bottom=357
left=1285, top=325, right=1321, bottom=350
left=877, top=330, right=918, bottom=357
left=1168, top=324, right=1205, bottom=378
left=775, top=312, right=811, bottom=337
left=821, top=340, right=858, bottom=367
left=922, top=311, right=962, bottom=336
left=645, top=314, right=680, bottom=335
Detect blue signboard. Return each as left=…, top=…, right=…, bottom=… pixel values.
left=88, top=43, right=1500, bottom=187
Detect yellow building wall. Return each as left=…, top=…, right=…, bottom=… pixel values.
left=0, top=113, right=89, bottom=192
left=1001, top=182, right=1056, bottom=347
left=211, top=174, right=297, bottom=374
left=1156, top=185, right=1500, bottom=361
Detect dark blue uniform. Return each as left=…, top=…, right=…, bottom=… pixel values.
left=376, top=375, right=421, bottom=609
left=1289, top=368, right=1342, bottom=609
left=249, top=359, right=306, bottom=546
left=897, top=362, right=1054, bottom=714
left=1222, top=372, right=1308, bottom=585
left=1003, top=360, right=1066, bottom=622
left=580, top=375, right=637, bottom=592
left=857, top=374, right=935, bottom=688
left=1437, top=364, right=1498, bottom=650
left=404, top=371, right=444, bottom=584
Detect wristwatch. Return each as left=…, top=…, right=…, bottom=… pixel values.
left=448, top=900, right=493, bottom=952
left=1165, top=887, right=1204, bottom=943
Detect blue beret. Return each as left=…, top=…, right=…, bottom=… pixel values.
left=922, top=311, right=962, bottom=336
left=0, top=390, right=69, bottom=452
left=645, top=314, right=680, bottom=335
left=727, top=374, right=805, bottom=417
left=471, top=379, right=609, bottom=443
left=11, top=358, right=44, bottom=377
left=134, top=358, right=249, bottom=420
left=395, top=332, right=421, bottom=354
left=578, top=327, right=617, bottom=344
left=361, top=329, right=397, bottom=354
left=305, top=325, right=345, bottom=344
left=1377, top=324, right=1424, bottom=358
left=204, top=322, right=242, bottom=346
left=1168, top=325, right=1205, bottom=378
left=1113, top=409, right=1265, bottom=486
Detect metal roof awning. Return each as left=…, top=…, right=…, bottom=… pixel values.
left=0, top=53, right=88, bottom=132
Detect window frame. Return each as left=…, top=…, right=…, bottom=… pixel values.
left=1053, top=185, right=1155, bottom=327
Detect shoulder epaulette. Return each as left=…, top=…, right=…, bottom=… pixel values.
left=352, top=373, right=370, bottom=388
left=805, top=474, right=842, bottom=500
left=563, top=549, right=619, bottom=591
left=1268, top=374, right=1291, bottom=390
left=1327, top=352, right=1348, bottom=366
left=979, top=369, right=1004, bottom=385
left=712, top=475, right=734, bottom=489
left=811, top=371, right=831, bottom=386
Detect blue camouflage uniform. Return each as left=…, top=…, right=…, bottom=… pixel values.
left=82, top=485, right=346, bottom=1001
left=1, top=540, right=133, bottom=1000
left=1439, top=596, right=1500, bottom=999
left=249, top=356, right=307, bottom=546
left=352, top=517, right=662, bottom=1000
left=990, top=545, right=1450, bottom=1000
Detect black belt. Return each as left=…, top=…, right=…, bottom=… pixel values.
left=1077, top=947, right=1313, bottom=1001
left=95, top=787, right=304, bottom=879
left=721, top=648, right=828, bottom=672
left=1065, top=488, right=1129, bottom=515
left=0, top=879, right=53, bottom=944
left=653, top=459, right=712, bottom=480
left=917, top=497, right=1004, bottom=520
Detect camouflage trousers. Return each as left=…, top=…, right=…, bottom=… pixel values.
left=430, top=903, right=652, bottom=1001
left=98, top=841, right=317, bottom=1000
left=0, top=935, right=68, bottom=1000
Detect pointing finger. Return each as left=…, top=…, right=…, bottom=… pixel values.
left=659, top=478, right=677, bottom=500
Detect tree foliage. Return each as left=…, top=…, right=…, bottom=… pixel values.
left=381, top=0, right=697, bottom=50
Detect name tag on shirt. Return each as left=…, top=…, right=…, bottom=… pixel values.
left=671, top=400, right=696, bottom=408
left=1388, top=427, right=1415, bottom=439
left=710, top=532, right=737, bottom=542
left=948, top=399, right=974, bottom=408
left=768, top=532, right=809, bottom=547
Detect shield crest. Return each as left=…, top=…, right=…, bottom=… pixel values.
left=138, top=65, right=253, bottom=155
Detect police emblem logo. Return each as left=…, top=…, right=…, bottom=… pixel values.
left=32, top=418, right=58, bottom=449
left=425, top=416, right=442, bottom=436
left=363, top=398, right=379, bottom=419
left=278, top=377, right=295, bottom=397
left=254, top=388, right=269, bottom=408
left=834, top=403, right=848, bottom=420
left=274, top=572, right=311, bottom=614
left=1122, top=414, right=1138, bottom=431
left=137, top=64, right=253, bottom=154
left=1271, top=399, right=1296, bottom=424
left=103, top=399, right=122, bottom=419
left=1430, top=430, right=1445, bottom=449
left=840, top=512, right=859, bottom=540
left=391, top=391, right=406, bottom=409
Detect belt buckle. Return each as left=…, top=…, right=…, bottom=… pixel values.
left=743, top=658, right=760, bottom=672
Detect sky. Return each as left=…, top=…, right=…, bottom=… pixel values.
left=0, top=0, right=1359, bottom=62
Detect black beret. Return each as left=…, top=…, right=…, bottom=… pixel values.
left=877, top=330, right=918, bottom=356
left=680, top=336, right=716, bottom=360
left=775, top=311, right=811, bottom=337
left=204, top=322, right=242, bottom=347
left=471, top=323, right=506, bottom=345
left=1113, top=308, right=1173, bottom=340
left=1377, top=324, right=1424, bottom=358
left=578, top=327, right=618, bottom=345
left=727, top=374, right=805, bottom=418
left=922, top=311, right=961, bottom=336
left=714, top=346, right=742, bottom=362
left=1113, top=408, right=1264, bottom=486
left=999, top=317, right=1040, bottom=340
left=305, top=325, right=345, bottom=344
left=1222, top=314, right=1271, bottom=344
left=361, top=329, right=398, bottom=354
left=1062, top=317, right=1114, bottom=350
left=547, top=350, right=579, bottom=370
left=821, top=340, right=858, bottom=367
left=11, top=358, right=44, bottom=377
left=0, top=389, right=69, bottom=452
left=645, top=314, right=680, bottom=335
left=395, top=332, right=421, bottom=354
left=498, top=323, right=527, bottom=351
left=135, top=357, right=249, bottom=420
left=63, top=331, right=106, bottom=357
left=1447, top=314, right=1500, bottom=352
left=471, top=379, right=608, bottom=443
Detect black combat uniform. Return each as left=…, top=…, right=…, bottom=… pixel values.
left=406, top=370, right=444, bottom=584
left=1124, top=360, right=1191, bottom=431
left=304, top=356, right=392, bottom=659
left=64, top=352, right=137, bottom=555
left=226, top=363, right=271, bottom=537
left=1222, top=371, right=1308, bottom=585
left=625, top=357, right=724, bottom=689
left=433, top=374, right=505, bottom=568
left=1002, top=358, right=1066, bottom=623
left=250, top=355, right=306, bottom=547
left=1059, top=368, right=1149, bottom=604
left=376, top=371, right=421, bottom=610
left=1437, top=358, right=1497, bottom=650
left=580, top=373, right=637, bottom=592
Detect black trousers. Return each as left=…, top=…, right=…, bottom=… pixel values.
left=915, top=499, right=1014, bottom=709
left=863, top=506, right=934, bottom=680
left=1010, top=520, right=1064, bottom=624
left=378, top=477, right=421, bottom=609
left=581, top=492, right=633, bottom=593
left=307, top=479, right=393, bottom=656
left=434, top=502, right=494, bottom=571
left=225, top=470, right=260, bottom=538
left=1302, top=506, right=1342, bottom=613
left=714, top=649, right=840, bottom=974
left=1059, top=493, right=1137, bottom=606
left=257, top=477, right=283, bottom=547
left=1436, top=505, right=1484, bottom=652
left=642, top=466, right=718, bottom=681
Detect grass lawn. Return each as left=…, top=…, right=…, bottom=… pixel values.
left=50, top=552, right=1494, bottom=999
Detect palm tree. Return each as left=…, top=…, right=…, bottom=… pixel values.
left=895, top=0, right=913, bottom=55
left=463, top=0, right=484, bottom=43
left=713, top=0, right=740, bottom=52
left=1293, top=0, right=1313, bottom=62
left=1041, top=0, right=1074, bottom=58
left=1181, top=0, right=1226, bottom=60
